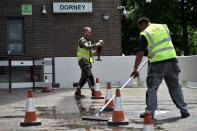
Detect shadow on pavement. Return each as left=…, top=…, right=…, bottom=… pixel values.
left=154, top=117, right=180, bottom=124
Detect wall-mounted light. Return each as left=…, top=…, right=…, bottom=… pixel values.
left=42, top=5, right=47, bottom=14
left=117, top=6, right=128, bottom=15
left=103, top=12, right=110, bottom=20
left=122, top=7, right=127, bottom=15
left=146, top=0, right=152, bottom=3
left=117, top=6, right=124, bottom=10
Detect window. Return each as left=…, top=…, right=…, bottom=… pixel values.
left=6, top=18, right=24, bottom=55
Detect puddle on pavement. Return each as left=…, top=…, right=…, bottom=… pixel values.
left=35, top=96, right=115, bottom=130
left=37, top=96, right=100, bottom=120
left=125, top=110, right=169, bottom=117
left=0, top=115, right=24, bottom=118
left=53, top=120, right=139, bottom=131
left=35, top=95, right=168, bottom=131
left=36, top=106, right=56, bottom=112
left=65, top=124, right=136, bottom=131
left=155, top=126, right=165, bottom=131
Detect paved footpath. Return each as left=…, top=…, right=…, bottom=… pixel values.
left=0, top=85, right=196, bottom=131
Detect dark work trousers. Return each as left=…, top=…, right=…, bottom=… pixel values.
left=78, top=60, right=95, bottom=90
left=146, top=60, right=188, bottom=116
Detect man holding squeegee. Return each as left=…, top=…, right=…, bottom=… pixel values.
left=130, top=17, right=190, bottom=119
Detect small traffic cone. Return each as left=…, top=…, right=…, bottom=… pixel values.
left=42, top=76, right=51, bottom=92
left=108, top=89, right=128, bottom=125
left=91, top=78, right=104, bottom=99
left=104, top=83, right=114, bottom=111
left=20, top=89, right=41, bottom=126
left=143, top=112, right=154, bottom=131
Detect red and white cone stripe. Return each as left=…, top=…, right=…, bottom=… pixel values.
left=91, top=78, right=104, bottom=99
left=26, top=98, right=36, bottom=112
left=104, top=83, right=114, bottom=111
left=112, top=89, right=125, bottom=121
left=143, top=112, right=154, bottom=131
left=20, top=89, right=41, bottom=126
left=108, top=89, right=128, bottom=125
left=105, top=88, right=112, bottom=100
left=45, top=76, right=48, bottom=83
left=112, top=97, right=125, bottom=121
left=95, top=82, right=100, bottom=91
left=42, top=76, right=51, bottom=92
left=113, top=97, right=123, bottom=111
left=143, top=125, right=154, bottom=131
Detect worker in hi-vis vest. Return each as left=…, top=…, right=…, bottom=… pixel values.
left=75, top=27, right=104, bottom=98
left=130, top=17, right=190, bottom=119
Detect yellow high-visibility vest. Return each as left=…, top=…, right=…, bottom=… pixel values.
left=140, top=24, right=177, bottom=63
left=77, top=37, right=94, bottom=63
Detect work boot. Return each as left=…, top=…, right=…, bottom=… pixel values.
left=74, top=88, right=85, bottom=99
left=181, top=112, right=190, bottom=118
left=140, top=112, right=154, bottom=119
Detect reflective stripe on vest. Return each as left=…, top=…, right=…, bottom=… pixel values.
left=149, top=47, right=174, bottom=58
left=162, top=24, right=170, bottom=35
left=141, top=24, right=177, bottom=62
left=77, top=55, right=90, bottom=57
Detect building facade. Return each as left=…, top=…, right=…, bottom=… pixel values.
left=0, top=0, right=122, bottom=58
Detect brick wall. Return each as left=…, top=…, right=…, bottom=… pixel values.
left=0, top=0, right=122, bottom=57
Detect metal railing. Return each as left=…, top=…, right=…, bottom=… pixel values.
left=0, top=55, right=55, bottom=94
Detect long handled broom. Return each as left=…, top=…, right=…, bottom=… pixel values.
left=82, top=59, right=149, bottom=121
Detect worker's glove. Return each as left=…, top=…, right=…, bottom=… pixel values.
left=96, top=42, right=102, bottom=47
left=130, top=71, right=139, bottom=78
left=99, top=40, right=104, bottom=46
left=99, top=40, right=103, bottom=43
left=96, top=40, right=104, bottom=47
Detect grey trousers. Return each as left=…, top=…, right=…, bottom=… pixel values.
left=146, top=60, right=188, bottom=116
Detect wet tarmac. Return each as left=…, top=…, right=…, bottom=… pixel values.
left=0, top=86, right=197, bottom=131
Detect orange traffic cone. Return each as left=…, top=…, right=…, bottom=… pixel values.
left=42, top=76, right=51, bottom=92
left=20, top=89, right=41, bottom=126
left=108, top=89, right=128, bottom=125
left=104, top=83, right=114, bottom=111
left=91, top=78, right=104, bottom=99
left=143, top=112, right=154, bottom=131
